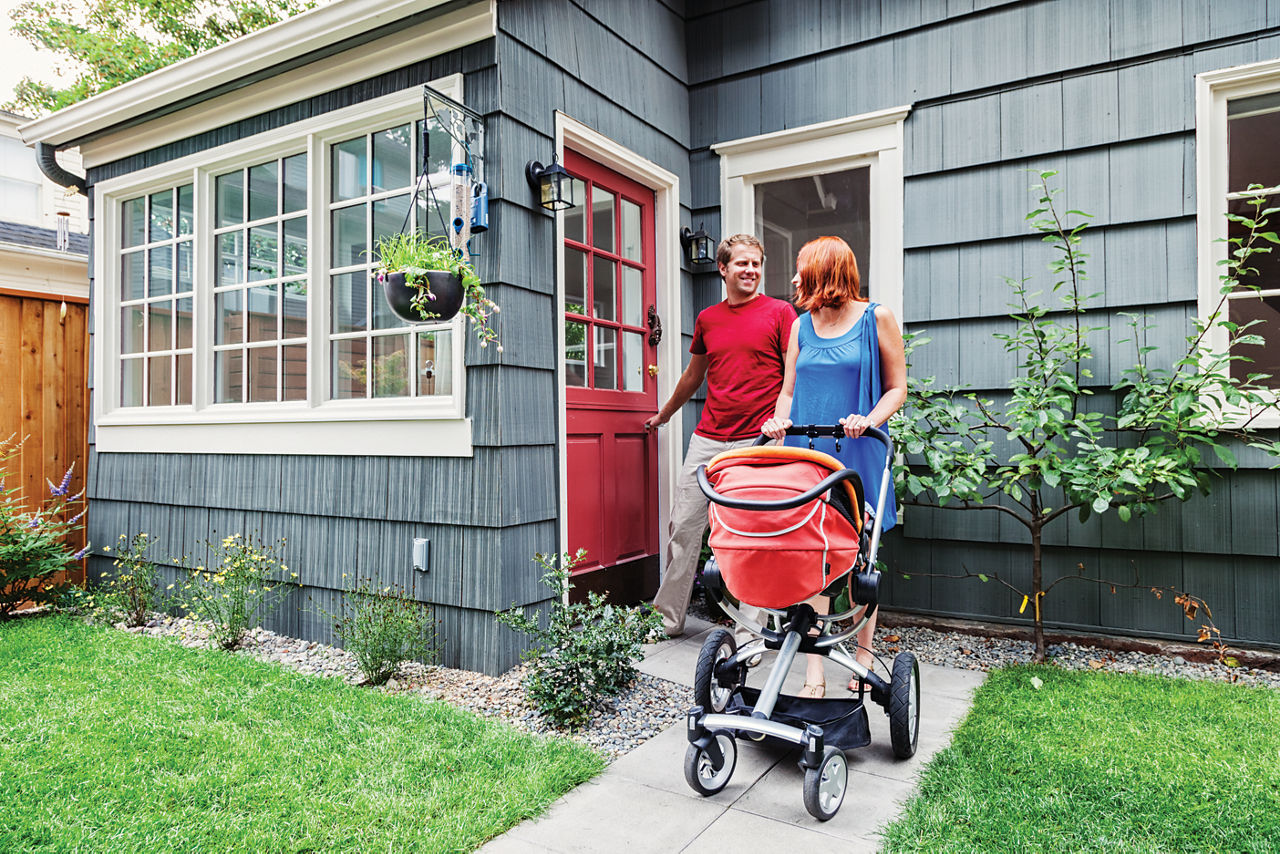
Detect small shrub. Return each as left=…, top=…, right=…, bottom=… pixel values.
left=0, top=442, right=86, bottom=618
left=88, top=533, right=161, bottom=627
left=175, top=533, right=295, bottom=649
left=320, top=574, right=438, bottom=685
left=496, top=550, right=662, bottom=728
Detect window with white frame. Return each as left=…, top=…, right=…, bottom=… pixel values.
left=212, top=153, right=308, bottom=403
left=1197, top=60, right=1280, bottom=421
left=712, top=107, right=911, bottom=324
left=95, top=82, right=475, bottom=455
left=328, top=120, right=454, bottom=401
left=118, top=185, right=194, bottom=406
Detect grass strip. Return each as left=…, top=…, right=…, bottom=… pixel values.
left=0, top=615, right=604, bottom=853
left=881, top=664, right=1280, bottom=853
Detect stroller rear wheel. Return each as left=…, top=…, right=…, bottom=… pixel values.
left=693, top=629, right=742, bottom=714
left=684, top=732, right=737, bottom=796
left=888, top=652, right=921, bottom=759
left=802, top=746, right=848, bottom=821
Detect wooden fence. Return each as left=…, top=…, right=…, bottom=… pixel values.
left=0, top=288, right=90, bottom=589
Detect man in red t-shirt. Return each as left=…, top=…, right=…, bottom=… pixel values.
left=644, top=234, right=797, bottom=641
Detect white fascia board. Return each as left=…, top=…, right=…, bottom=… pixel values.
left=18, top=0, right=494, bottom=150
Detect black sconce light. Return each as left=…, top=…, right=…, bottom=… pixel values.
left=680, top=223, right=715, bottom=266
left=525, top=153, right=574, bottom=211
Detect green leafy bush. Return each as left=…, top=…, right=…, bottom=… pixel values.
left=320, top=575, right=438, bottom=685
left=0, top=442, right=86, bottom=618
left=175, top=533, right=295, bottom=649
left=496, top=550, right=662, bottom=728
left=88, top=533, right=161, bottom=627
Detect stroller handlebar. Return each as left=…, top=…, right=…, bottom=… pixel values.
left=752, top=423, right=892, bottom=452
left=695, top=462, right=864, bottom=512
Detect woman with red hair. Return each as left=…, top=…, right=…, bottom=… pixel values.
left=761, top=235, right=906, bottom=698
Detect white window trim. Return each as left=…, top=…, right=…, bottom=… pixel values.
left=92, top=75, right=475, bottom=456
left=713, top=106, right=911, bottom=326
left=1196, top=58, right=1280, bottom=430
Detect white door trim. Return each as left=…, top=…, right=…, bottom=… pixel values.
left=554, top=113, right=682, bottom=570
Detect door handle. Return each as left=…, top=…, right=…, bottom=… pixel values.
left=647, top=364, right=659, bottom=377
left=646, top=305, right=663, bottom=346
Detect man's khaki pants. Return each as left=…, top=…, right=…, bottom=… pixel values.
left=653, top=432, right=765, bottom=644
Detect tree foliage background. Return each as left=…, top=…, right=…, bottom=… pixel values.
left=6, top=0, right=317, bottom=116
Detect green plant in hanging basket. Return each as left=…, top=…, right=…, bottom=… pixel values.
left=373, top=231, right=500, bottom=349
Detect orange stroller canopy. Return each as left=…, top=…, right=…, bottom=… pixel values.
left=704, top=446, right=863, bottom=610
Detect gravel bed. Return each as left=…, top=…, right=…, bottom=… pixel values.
left=119, top=602, right=1275, bottom=766
left=127, top=615, right=689, bottom=761
left=689, top=591, right=1280, bottom=689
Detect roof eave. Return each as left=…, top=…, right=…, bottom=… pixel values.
left=18, top=0, right=481, bottom=148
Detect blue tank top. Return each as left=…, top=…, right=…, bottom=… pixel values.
left=784, top=304, right=897, bottom=530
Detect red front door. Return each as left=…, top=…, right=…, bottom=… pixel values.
left=562, top=150, right=659, bottom=602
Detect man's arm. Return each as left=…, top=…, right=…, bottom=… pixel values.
left=644, top=353, right=709, bottom=431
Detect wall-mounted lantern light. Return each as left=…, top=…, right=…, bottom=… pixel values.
left=680, top=223, right=715, bottom=266
left=525, top=153, right=574, bottom=212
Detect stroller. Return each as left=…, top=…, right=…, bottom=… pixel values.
left=682, top=425, right=920, bottom=821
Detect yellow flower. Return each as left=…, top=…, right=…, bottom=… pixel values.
left=167, top=584, right=175, bottom=590
left=103, top=546, right=111, bottom=553
left=281, top=564, right=288, bottom=571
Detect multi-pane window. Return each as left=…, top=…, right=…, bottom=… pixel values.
left=562, top=175, right=648, bottom=392
left=214, top=154, right=309, bottom=403
left=1226, top=92, right=1280, bottom=389
left=119, top=186, right=194, bottom=406
left=106, top=87, right=475, bottom=425
left=328, top=121, right=454, bottom=400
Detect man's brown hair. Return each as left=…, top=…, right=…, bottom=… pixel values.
left=715, top=233, right=765, bottom=267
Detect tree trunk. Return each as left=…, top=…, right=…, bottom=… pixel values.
left=1031, top=522, right=1046, bottom=663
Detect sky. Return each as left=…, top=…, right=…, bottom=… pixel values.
left=0, top=0, right=73, bottom=115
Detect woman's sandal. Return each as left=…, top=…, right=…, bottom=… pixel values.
left=798, top=681, right=826, bottom=699
left=848, top=660, right=876, bottom=693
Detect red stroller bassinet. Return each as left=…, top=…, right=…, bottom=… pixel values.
left=705, top=445, right=865, bottom=610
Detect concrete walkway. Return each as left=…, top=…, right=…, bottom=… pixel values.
left=480, top=616, right=985, bottom=853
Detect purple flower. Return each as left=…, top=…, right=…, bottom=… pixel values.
left=47, top=464, right=74, bottom=497
left=73, top=546, right=89, bottom=560
left=27, top=516, right=39, bottom=529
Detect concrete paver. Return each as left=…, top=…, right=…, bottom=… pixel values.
left=480, top=618, right=986, bottom=853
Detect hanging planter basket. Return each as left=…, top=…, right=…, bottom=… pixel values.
left=380, top=270, right=465, bottom=323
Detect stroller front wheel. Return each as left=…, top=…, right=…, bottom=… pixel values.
left=693, top=628, right=741, bottom=714
left=802, top=746, right=848, bottom=821
left=889, top=652, right=921, bottom=759
left=684, top=732, right=737, bottom=796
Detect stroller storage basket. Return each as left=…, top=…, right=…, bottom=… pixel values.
left=726, top=686, right=871, bottom=751
left=703, top=446, right=864, bottom=610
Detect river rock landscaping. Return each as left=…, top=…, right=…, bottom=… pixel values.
left=118, top=604, right=1276, bottom=768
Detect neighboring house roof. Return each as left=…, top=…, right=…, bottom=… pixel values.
left=0, top=221, right=89, bottom=256
left=17, top=0, right=493, bottom=152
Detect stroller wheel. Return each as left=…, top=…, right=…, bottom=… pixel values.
left=802, top=746, right=848, bottom=821
left=684, top=732, right=737, bottom=796
left=693, top=629, right=741, bottom=714
left=889, top=652, right=921, bottom=759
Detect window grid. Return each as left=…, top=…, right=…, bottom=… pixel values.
left=119, top=185, right=194, bottom=407
left=328, top=120, right=454, bottom=401
left=212, top=153, right=309, bottom=404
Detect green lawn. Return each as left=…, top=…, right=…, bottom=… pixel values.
left=0, top=615, right=603, bottom=853
left=881, top=665, right=1280, bottom=853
